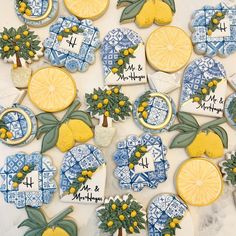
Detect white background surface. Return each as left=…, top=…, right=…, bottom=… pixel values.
left=0, top=0, right=236, bottom=235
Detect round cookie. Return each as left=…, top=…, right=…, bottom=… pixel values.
left=64, top=0, right=109, bottom=20
left=176, top=158, right=223, bottom=206
left=28, top=67, right=76, bottom=112
left=146, top=26, right=192, bottom=72
left=224, top=93, right=236, bottom=129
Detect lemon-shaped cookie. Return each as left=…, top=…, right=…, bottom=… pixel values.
left=64, top=0, right=109, bottom=20
left=28, top=67, right=76, bottom=112
left=176, top=158, right=223, bottom=206
left=146, top=26, right=192, bottom=72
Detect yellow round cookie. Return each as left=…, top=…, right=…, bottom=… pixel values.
left=64, top=0, right=109, bottom=20
left=28, top=67, right=76, bottom=112
left=146, top=26, right=192, bottom=72
left=176, top=158, right=223, bottom=206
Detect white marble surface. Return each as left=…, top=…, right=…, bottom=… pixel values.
left=0, top=0, right=236, bottom=235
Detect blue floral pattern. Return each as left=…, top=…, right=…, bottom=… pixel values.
left=60, top=144, right=106, bottom=193
left=44, top=16, right=100, bottom=72
left=0, top=152, right=56, bottom=209
left=191, top=3, right=236, bottom=57
left=148, top=193, right=188, bottom=236
left=180, top=57, right=226, bottom=104
left=101, top=28, right=143, bottom=77
left=133, top=92, right=176, bottom=133
left=15, top=0, right=59, bottom=27
left=0, top=104, right=37, bottom=146
left=224, top=93, right=236, bottom=129
left=114, top=133, right=169, bottom=192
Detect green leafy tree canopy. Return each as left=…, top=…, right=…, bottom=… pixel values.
left=0, top=25, right=41, bottom=67
left=85, top=86, right=132, bottom=127
left=97, top=194, right=146, bottom=236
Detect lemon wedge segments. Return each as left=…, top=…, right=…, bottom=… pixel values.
left=146, top=26, right=192, bottom=72
left=64, top=0, right=109, bottom=20
left=28, top=67, right=76, bottom=112
left=176, top=158, right=223, bottom=206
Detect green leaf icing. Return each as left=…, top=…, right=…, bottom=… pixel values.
left=11, top=164, right=35, bottom=188
left=57, top=26, right=84, bottom=40
left=207, top=11, right=226, bottom=35
left=18, top=207, right=77, bottom=236
left=161, top=216, right=183, bottom=236
left=66, top=168, right=97, bottom=195
left=163, top=0, right=176, bottom=13
left=36, top=100, right=93, bottom=153
left=136, top=91, right=151, bottom=121
left=169, top=112, right=228, bottom=150
left=191, top=78, right=222, bottom=104
left=221, top=152, right=236, bottom=186
left=228, top=97, right=236, bottom=123
left=128, top=145, right=148, bottom=169
left=97, top=194, right=146, bottom=235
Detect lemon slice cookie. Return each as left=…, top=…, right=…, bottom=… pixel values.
left=64, top=0, right=109, bottom=20
left=28, top=67, right=76, bottom=112
left=176, top=158, right=223, bottom=206
left=146, top=26, right=192, bottom=72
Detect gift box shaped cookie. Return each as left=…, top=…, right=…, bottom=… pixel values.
left=60, top=144, right=106, bottom=204
left=180, top=57, right=227, bottom=117
left=101, top=28, right=147, bottom=85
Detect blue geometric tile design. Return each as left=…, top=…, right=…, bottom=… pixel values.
left=60, top=144, right=106, bottom=193
left=101, top=28, right=143, bottom=77
left=114, top=133, right=169, bottom=192
left=44, top=16, right=100, bottom=72
left=0, top=152, right=56, bottom=209
left=15, top=0, right=59, bottom=27
left=224, top=93, right=236, bottom=129
left=133, top=92, right=176, bottom=134
left=191, top=3, right=236, bottom=57
left=0, top=104, right=37, bottom=146
left=180, top=57, right=226, bottom=104
left=148, top=193, right=188, bottom=236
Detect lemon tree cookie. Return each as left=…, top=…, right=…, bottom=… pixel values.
left=169, top=112, right=228, bottom=158
left=28, top=67, right=76, bottom=112
left=64, top=0, right=109, bottom=20
left=146, top=26, right=192, bottom=72
left=176, top=158, right=223, bottom=206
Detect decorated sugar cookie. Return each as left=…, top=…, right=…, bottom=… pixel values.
left=44, top=16, right=100, bottom=72
left=180, top=57, right=227, bottom=117
left=0, top=152, right=56, bottom=208
left=224, top=93, right=236, bottom=129
left=37, top=100, right=93, bottom=153
left=0, top=104, right=37, bottom=147
left=219, top=151, right=236, bottom=186
left=15, top=0, right=59, bottom=27
left=146, top=26, right=192, bottom=72
left=28, top=67, right=77, bottom=112
left=176, top=158, right=223, bottom=206
left=191, top=3, right=236, bottom=57
left=19, top=206, right=77, bottom=236
left=60, top=144, right=106, bottom=204
left=148, top=193, right=194, bottom=236
left=169, top=112, right=228, bottom=158
left=117, top=0, right=175, bottom=27
left=97, top=194, right=146, bottom=236
left=0, top=25, right=43, bottom=88
left=114, top=133, right=169, bottom=192
left=133, top=91, right=176, bottom=133
left=64, top=0, right=109, bottom=20
left=101, top=28, right=147, bottom=85
left=148, top=71, right=180, bottom=93
left=85, top=86, right=132, bottom=147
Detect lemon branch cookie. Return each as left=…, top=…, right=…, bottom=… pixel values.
left=117, top=0, right=175, bottom=27
left=0, top=121, right=12, bottom=141
left=169, top=112, right=228, bottom=158
left=18, top=206, right=77, bottom=236
left=37, top=100, right=94, bottom=153
left=161, top=216, right=183, bottom=236
left=16, top=1, right=32, bottom=17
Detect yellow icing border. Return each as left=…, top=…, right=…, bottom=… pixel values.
left=0, top=108, right=32, bottom=145
left=138, top=92, right=172, bottom=130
